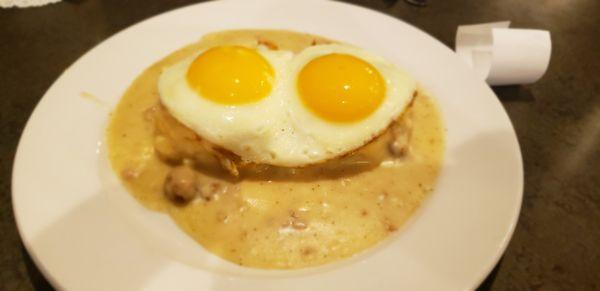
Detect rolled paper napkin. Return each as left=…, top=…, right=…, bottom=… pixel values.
left=455, top=21, right=552, bottom=86
left=0, top=0, right=60, bottom=8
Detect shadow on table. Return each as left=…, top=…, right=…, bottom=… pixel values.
left=492, top=85, right=536, bottom=102
left=22, top=246, right=54, bottom=291
left=476, top=260, right=503, bottom=291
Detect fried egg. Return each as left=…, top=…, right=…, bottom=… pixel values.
left=158, top=45, right=293, bottom=162
left=158, top=44, right=416, bottom=167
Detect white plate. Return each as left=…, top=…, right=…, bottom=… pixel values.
left=12, top=0, right=523, bottom=290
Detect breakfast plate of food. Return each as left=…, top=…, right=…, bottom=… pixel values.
left=12, top=0, right=523, bottom=290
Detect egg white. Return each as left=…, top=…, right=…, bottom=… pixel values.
left=272, top=44, right=417, bottom=166
left=158, top=46, right=294, bottom=163
left=159, top=44, right=416, bottom=167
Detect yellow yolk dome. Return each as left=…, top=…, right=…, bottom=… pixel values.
left=186, top=46, right=275, bottom=105
left=297, top=53, right=385, bottom=123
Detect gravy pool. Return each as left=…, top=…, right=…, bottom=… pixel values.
left=107, top=30, right=444, bottom=269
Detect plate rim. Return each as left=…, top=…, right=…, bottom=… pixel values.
left=12, top=0, right=524, bottom=290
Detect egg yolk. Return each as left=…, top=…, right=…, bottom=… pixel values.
left=297, top=53, right=385, bottom=123
left=187, top=46, right=274, bottom=104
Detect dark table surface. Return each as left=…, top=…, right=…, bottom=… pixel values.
left=1, top=0, right=599, bottom=290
